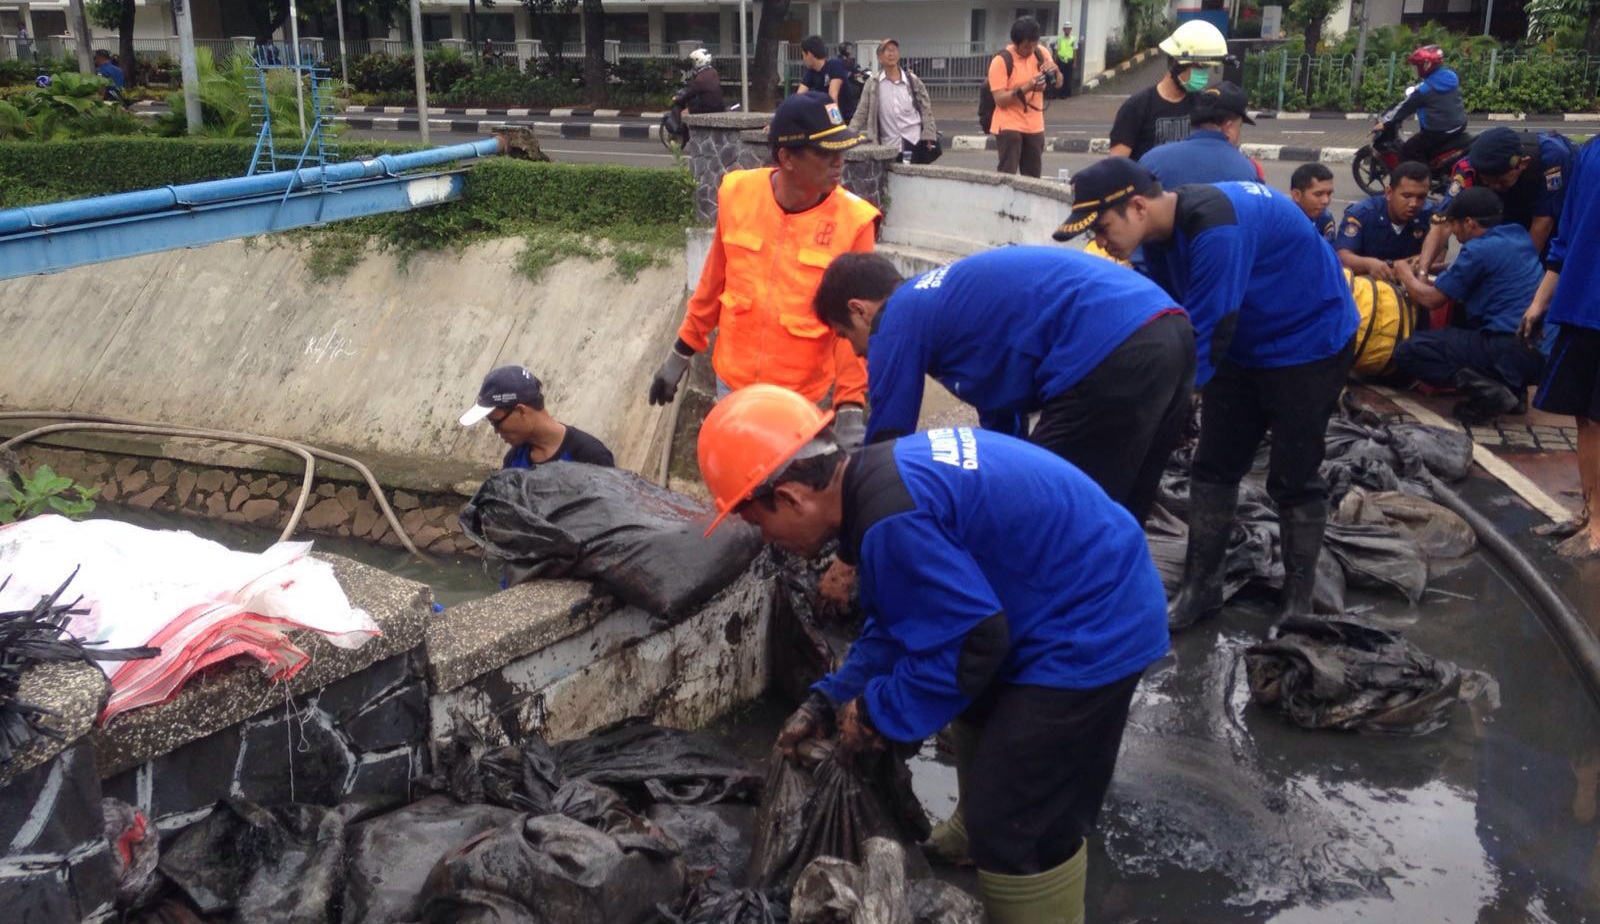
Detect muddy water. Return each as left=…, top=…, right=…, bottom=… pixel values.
left=710, top=494, right=1600, bottom=922
left=86, top=506, right=501, bottom=607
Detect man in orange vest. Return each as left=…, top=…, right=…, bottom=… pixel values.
left=646, top=91, right=881, bottom=451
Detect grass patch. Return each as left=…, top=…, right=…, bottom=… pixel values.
left=301, top=229, right=368, bottom=282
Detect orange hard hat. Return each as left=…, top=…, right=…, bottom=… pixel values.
left=697, top=384, right=835, bottom=536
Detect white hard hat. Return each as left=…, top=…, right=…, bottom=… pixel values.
left=1064, top=20, right=1072, bottom=28
left=689, top=48, right=713, bottom=68
left=1158, top=20, right=1228, bottom=63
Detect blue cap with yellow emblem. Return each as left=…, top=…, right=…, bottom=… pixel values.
left=770, top=91, right=862, bottom=151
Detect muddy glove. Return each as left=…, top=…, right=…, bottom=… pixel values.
left=836, top=698, right=884, bottom=758
left=777, top=691, right=836, bottom=758
left=648, top=345, right=693, bottom=406
left=817, top=558, right=858, bottom=618
left=834, top=404, right=866, bottom=454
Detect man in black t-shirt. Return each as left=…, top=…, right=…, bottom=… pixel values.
left=459, top=365, right=615, bottom=470
left=796, top=35, right=849, bottom=110
left=1108, top=20, right=1228, bottom=161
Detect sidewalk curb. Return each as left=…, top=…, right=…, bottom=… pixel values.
left=343, top=116, right=654, bottom=141
left=1249, top=109, right=1599, bottom=122
left=949, top=133, right=1359, bottom=162
left=1080, top=48, right=1160, bottom=92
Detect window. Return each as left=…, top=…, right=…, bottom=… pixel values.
left=970, top=9, right=987, bottom=45
left=475, top=13, right=515, bottom=43
left=422, top=13, right=453, bottom=41
left=1015, top=7, right=1056, bottom=34
left=821, top=11, right=839, bottom=42
left=665, top=12, right=720, bottom=45
left=603, top=13, right=651, bottom=43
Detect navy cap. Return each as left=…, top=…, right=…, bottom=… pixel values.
left=1443, top=186, right=1503, bottom=222
left=770, top=91, right=862, bottom=151
left=460, top=365, right=543, bottom=426
left=1467, top=127, right=1526, bottom=176
left=1055, top=157, right=1161, bottom=241
left=1191, top=81, right=1256, bottom=126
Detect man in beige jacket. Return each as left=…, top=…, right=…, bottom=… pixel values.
left=848, top=39, right=940, bottom=164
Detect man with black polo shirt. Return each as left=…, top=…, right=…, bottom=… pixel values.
left=1060, top=158, right=1359, bottom=628
left=460, top=365, right=615, bottom=470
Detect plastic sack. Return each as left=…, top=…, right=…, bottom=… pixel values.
left=662, top=888, right=791, bottom=924
left=157, top=798, right=350, bottom=921
left=789, top=838, right=981, bottom=924
left=647, top=803, right=759, bottom=890
left=553, top=719, right=764, bottom=807
left=418, top=812, right=687, bottom=924
left=0, top=516, right=377, bottom=722
left=1245, top=615, right=1468, bottom=735
left=748, top=741, right=931, bottom=892
left=1335, top=489, right=1477, bottom=560
left=459, top=465, right=762, bottom=621
left=101, top=797, right=161, bottom=908
left=341, top=796, right=524, bottom=924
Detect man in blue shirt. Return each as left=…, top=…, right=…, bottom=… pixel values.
left=1138, top=81, right=1261, bottom=188
left=1060, top=159, right=1359, bottom=626
left=1336, top=160, right=1434, bottom=281
left=696, top=384, right=1168, bottom=923
left=459, top=365, right=614, bottom=470
left=796, top=35, right=849, bottom=111
left=1520, top=137, right=1600, bottom=559
left=812, top=247, right=1193, bottom=523
left=1393, top=188, right=1548, bottom=423
left=1420, top=127, right=1579, bottom=269
left=93, top=49, right=125, bottom=98
left=1378, top=45, right=1467, bottom=165
left=1289, top=162, right=1336, bottom=243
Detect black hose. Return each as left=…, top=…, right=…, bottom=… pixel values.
left=1429, top=475, right=1600, bottom=708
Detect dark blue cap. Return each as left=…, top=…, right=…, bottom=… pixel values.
left=1055, top=157, right=1160, bottom=241
left=460, top=365, right=543, bottom=426
left=1467, top=128, right=1526, bottom=176
left=770, top=91, right=862, bottom=150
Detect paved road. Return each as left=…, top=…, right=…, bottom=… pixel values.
left=349, top=128, right=1376, bottom=217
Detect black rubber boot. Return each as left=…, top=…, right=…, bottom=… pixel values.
left=1168, top=481, right=1239, bottom=632
left=1451, top=369, right=1521, bottom=424
left=1278, top=500, right=1328, bottom=617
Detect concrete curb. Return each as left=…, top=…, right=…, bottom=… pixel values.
left=1080, top=48, right=1160, bottom=92
left=1249, top=109, right=1599, bottom=122
left=342, top=116, right=654, bottom=141
left=949, top=133, right=1359, bottom=163
left=339, top=104, right=666, bottom=119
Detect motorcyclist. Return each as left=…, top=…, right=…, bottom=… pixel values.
left=673, top=48, right=725, bottom=115
left=1374, top=45, right=1467, bottom=165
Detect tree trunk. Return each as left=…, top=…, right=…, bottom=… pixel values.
left=1299, top=20, right=1323, bottom=96
left=750, top=0, right=789, bottom=111
left=118, top=0, right=137, bottom=88
left=582, top=0, right=607, bottom=106
left=250, top=0, right=291, bottom=47
left=1586, top=3, right=1600, bottom=57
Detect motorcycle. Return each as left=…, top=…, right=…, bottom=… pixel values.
left=1351, top=94, right=1472, bottom=197
left=659, top=100, right=739, bottom=152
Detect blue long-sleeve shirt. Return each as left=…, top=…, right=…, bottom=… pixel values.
left=1545, top=138, right=1599, bottom=330
left=1390, top=68, right=1466, bottom=134
left=1139, top=182, right=1360, bottom=385
left=1137, top=128, right=1260, bottom=188
left=862, top=246, right=1183, bottom=443
left=814, top=431, right=1169, bottom=742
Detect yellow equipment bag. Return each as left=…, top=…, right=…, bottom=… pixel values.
left=1345, top=269, right=1416, bottom=377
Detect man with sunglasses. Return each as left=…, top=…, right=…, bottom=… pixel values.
left=459, top=365, right=614, bottom=470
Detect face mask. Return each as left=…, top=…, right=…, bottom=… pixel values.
left=1184, top=69, right=1210, bottom=93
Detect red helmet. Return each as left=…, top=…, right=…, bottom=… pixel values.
left=1407, top=45, right=1443, bottom=76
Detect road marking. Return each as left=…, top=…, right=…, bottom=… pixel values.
left=1282, top=130, right=1326, bottom=135
left=541, top=147, right=676, bottom=159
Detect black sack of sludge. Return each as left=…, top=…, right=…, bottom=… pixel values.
left=459, top=464, right=762, bottom=622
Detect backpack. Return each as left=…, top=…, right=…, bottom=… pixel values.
left=839, top=62, right=868, bottom=121
left=978, top=49, right=1048, bottom=133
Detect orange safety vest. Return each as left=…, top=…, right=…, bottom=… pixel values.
left=679, top=168, right=881, bottom=405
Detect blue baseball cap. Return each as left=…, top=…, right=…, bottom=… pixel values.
left=1054, top=157, right=1160, bottom=241
left=770, top=91, right=862, bottom=151
left=460, top=365, right=543, bottom=426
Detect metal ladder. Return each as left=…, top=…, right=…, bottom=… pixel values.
left=246, top=45, right=340, bottom=193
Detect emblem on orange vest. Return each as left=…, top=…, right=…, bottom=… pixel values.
left=815, top=221, right=836, bottom=245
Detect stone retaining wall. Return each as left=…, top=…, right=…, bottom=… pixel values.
left=12, top=444, right=477, bottom=556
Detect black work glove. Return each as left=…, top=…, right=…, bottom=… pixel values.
left=648, top=346, right=693, bottom=406
left=833, top=405, right=867, bottom=454
left=777, top=691, right=836, bottom=758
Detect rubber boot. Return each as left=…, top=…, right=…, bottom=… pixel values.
left=978, top=842, right=1088, bottom=924
left=1278, top=500, right=1328, bottom=617
left=1451, top=369, right=1521, bottom=424
left=923, top=719, right=978, bottom=866
left=1168, top=481, right=1239, bottom=632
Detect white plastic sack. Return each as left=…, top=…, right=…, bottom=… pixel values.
left=0, top=515, right=379, bottom=722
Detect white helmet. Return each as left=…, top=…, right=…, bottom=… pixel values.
left=1158, top=20, right=1228, bottom=64
left=689, top=48, right=713, bottom=68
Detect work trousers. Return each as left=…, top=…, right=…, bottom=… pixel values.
left=1028, top=313, right=1196, bottom=524
left=1399, top=128, right=1465, bottom=165
left=963, top=672, right=1144, bottom=875
left=1191, top=345, right=1354, bottom=509
left=996, top=130, right=1045, bottom=178
left=1393, top=328, right=1546, bottom=392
